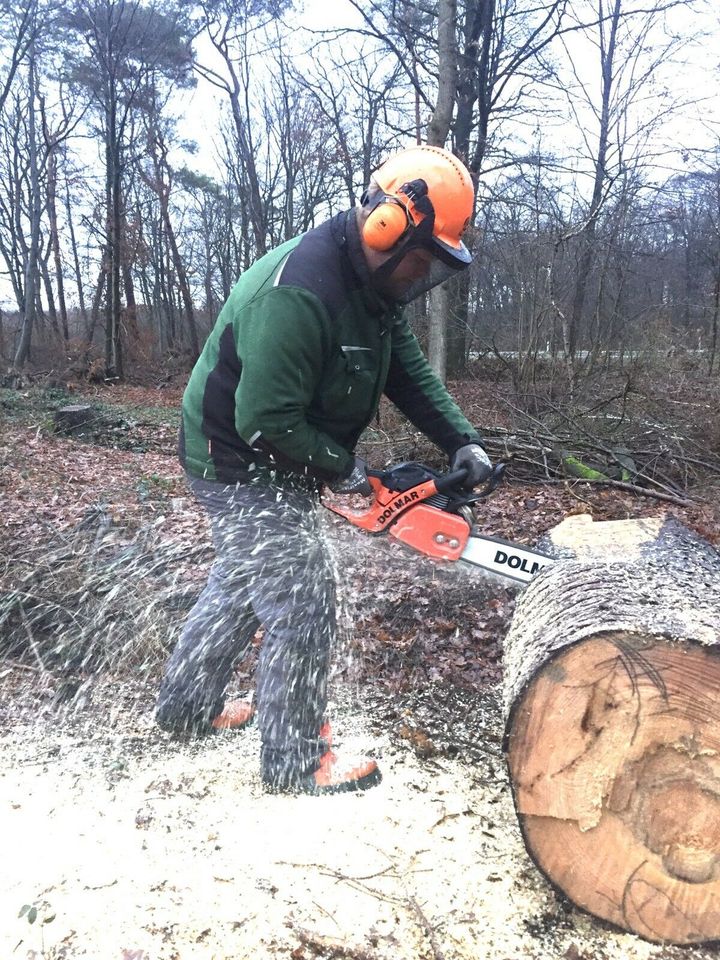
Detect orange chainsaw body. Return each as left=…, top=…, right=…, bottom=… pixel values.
left=388, top=504, right=469, bottom=560
left=326, top=470, right=471, bottom=560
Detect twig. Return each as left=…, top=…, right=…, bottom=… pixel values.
left=292, top=926, right=376, bottom=960
left=276, top=860, right=396, bottom=883
left=544, top=477, right=693, bottom=507
left=362, top=435, right=416, bottom=447
left=409, top=897, right=447, bottom=960
left=275, top=861, right=404, bottom=904
left=311, top=899, right=341, bottom=929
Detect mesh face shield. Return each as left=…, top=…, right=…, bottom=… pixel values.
left=392, top=255, right=468, bottom=306
left=371, top=229, right=472, bottom=305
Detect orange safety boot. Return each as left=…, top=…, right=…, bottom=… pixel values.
left=310, top=746, right=381, bottom=795
left=211, top=699, right=255, bottom=731
left=277, top=723, right=381, bottom=795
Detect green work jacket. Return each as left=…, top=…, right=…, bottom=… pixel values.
left=180, top=210, right=481, bottom=485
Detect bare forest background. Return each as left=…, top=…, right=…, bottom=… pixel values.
left=0, top=0, right=718, bottom=392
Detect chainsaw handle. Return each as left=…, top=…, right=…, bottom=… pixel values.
left=480, top=462, right=507, bottom=495
left=435, top=462, right=506, bottom=495
left=434, top=469, right=471, bottom=493
left=365, top=462, right=506, bottom=497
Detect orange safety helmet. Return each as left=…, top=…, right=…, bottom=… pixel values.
left=362, top=145, right=475, bottom=267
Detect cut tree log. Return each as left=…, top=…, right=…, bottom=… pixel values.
left=53, top=404, right=99, bottom=435
left=503, top=514, right=720, bottom=944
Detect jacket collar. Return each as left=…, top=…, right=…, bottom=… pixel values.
left=333, top=210, right=402, bottom=326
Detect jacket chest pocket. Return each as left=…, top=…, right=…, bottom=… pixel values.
left=342, top=345, right=375, bottom=378
left=321, top=346, right=376, bottom=412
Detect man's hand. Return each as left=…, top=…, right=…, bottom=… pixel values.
left=450, top=443, right=493, bottom=488
left=330, top=457, right=372, bottom=496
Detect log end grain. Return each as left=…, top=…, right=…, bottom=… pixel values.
left=508, top=632, right=720, bottom=944
left=541, top=513, right=666, bottom=560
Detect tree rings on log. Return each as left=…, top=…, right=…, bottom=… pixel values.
left=503, top=515, right=720, bottom=944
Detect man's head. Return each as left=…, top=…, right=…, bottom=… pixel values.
left=357, top=145, right=475, bottom=303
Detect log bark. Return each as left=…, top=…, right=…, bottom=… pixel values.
left=503, top=514, right=720, bottom=945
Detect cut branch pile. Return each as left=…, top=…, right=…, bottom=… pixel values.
left=367, top=392, right=720, bottom=507
left=479, top=415, right=717, bottom=506
left=0, top=512, right=210, bottom=674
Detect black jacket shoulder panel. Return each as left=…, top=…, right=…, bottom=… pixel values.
left=276, top=215, right=353, bottom=322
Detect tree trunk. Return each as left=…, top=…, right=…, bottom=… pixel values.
left=567, top=0, right=622, bottom=359
left=110, top=151, right=123, bottom=377
left=426, top=288, right=448, bottom=379
left=142, top=124, right=201, bottom=360
left=104, top=84, right=123, bottom=380
left=447, top=270, right=469, bottom=376
left=504, top=514, right=720, bottom=945
left=122, top=259, right=139, bottom=343
left=40, top=251, right=59, bottom=337
left=709, top=264, right=720, bottom=375
left=65, top=175, right=88, bottom=334
left=46, top=146, right=69, bottom=340
left=86, top=259, right=107, bottom=349
left=426, top=0, right=458, bottom=382
left=13, top=33, right=41, bottom=370
left=160, top=193, right=199, bottom=358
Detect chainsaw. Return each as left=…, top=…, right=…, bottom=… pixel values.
left=326, top=461, right=553, bottom=586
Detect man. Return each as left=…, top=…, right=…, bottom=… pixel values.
left=156, top=144, right=492, bottom=795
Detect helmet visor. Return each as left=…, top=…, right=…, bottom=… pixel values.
left=432, top=236, right=472, bottom=268
left=394, top=254, right=469, bottom=306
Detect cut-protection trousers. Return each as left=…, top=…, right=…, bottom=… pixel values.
left=156, top=476, right=335, bottom=779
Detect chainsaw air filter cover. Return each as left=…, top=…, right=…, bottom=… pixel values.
left=380, top=462, right=442, bottom=492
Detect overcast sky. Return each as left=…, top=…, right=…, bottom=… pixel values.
left=2, top=0, right=719, bottom=312
left=177, top=0, right=720, bottom=189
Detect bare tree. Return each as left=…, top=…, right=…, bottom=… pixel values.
left=345, top=0, right=577, bottom=376
left=294, top=44, right=405, bottom=209
left=193, top=0, right=292, bottom=257
left=559, top=0, right=699, bottom=359
left=64, top=0, right=194, bottom=378
left=38, top=86, right=86, bottom=343
left=0, top=95, right=30, bottom=313
left=0, top=0, right=37, bottom=116
left=12, top=2, right=40, bottom=369
left=140, top=118, right=200, bottom=359
left=426, top=0, right=458, bottom=380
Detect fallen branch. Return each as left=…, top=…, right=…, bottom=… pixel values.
left=291, top=926, right=376, bottom=960
left=542, top=477, right=693, bottom=507
left=409, top=897, right=447, bottom=960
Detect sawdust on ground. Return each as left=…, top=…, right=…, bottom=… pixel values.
left=0, top=675, right=713, bottom=960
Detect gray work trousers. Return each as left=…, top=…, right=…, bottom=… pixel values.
left=156, top=476, right=335, bottom=781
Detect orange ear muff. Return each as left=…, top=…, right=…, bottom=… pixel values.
left=362, top=199, right=410, bottom=251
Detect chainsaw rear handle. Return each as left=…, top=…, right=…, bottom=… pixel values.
left=328, top=460, right=507, bottom=536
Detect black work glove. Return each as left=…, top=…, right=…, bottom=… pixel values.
left=450, top=443, right=493, bottom=488
left=329, top=456, right=372, bottom=496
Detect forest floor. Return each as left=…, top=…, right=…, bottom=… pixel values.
left=1, top=371, right=720, bottom=960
